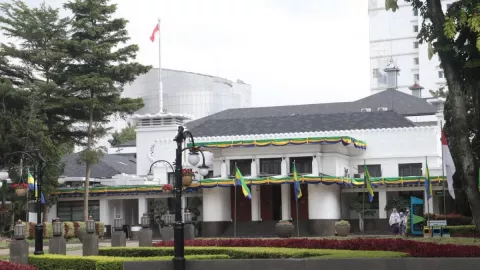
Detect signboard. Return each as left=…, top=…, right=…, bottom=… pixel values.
left=435, top=190, right=446, bottom=196
left=427, top=220, right=447, bottom=227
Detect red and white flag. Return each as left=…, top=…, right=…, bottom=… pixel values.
left=442, top=130, right=456, bottom=199
left=150, top=22, right=159, bottom=42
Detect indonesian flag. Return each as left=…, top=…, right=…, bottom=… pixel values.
left=150, top=23, right=159, bottom=42
left=442, top=130, right=456, bottom=199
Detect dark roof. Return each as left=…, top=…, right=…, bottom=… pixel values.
left=116, top=140, right=136, bottom=147
left=61, top=153, right=136, bottom=178
left=186, top=111, right=415, bottom=137
left=187, top=89, right=437, bottom=130
left=353, top=90, right=437, bottom=116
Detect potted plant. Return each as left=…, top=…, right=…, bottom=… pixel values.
left=181, top=168, right=195, bottom=187
left=13, top=183, right=28, bottom=196
left=335, top=220, right=351, bottom=237
left=162, top=183, right=173, bottom=193
left=275, top=220, right=294, bottom=238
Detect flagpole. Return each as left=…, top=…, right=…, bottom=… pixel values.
left=234, top=163, right=237, bottom=238
left=294, top=161, right=300, bottom=237
left=440, top=121, right=447, bottom=217
left=425, top=156, right=430, bottom=223
left=362, top=160, right=365, bottom=235
left=157, top=18, right=163, bottom=113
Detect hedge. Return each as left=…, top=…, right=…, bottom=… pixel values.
left=425, top=214, right=472, bottom=226
left=99, top=247, right=407, bottom=259
left=0, top=260, right=38, bottom=270
left=28, top=254, right=228, bottom=270
left=153, top=238, right=480, bottom=257
left=446, top=225, right=479, bottom=237
left=23, top=221, right=104, bottom=239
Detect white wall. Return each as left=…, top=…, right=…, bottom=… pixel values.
left=202, top=188, right=231, bottom=222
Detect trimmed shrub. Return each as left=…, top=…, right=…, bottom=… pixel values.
left=425, top=214, right=472, bottom=226
left=96, top=222, right=105, bottom=239
left=63, top=222, right=74, bottom=239
left=447, top=225, right=479, bottom=237
left=29, top=254, right=228, bottom=270
left=99, top=246, right=406, bottom=259
left=43, top=222, right=53, bottom=239
left=0, top=260, right=38, bottom=270
left=152, top=238, right=480, bottom=257
left=28, top=222, right=35, bottom=240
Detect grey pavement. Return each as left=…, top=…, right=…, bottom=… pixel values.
left=0, top=240, right=140, bottom=257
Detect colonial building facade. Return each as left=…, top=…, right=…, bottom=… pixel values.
left=54, top=90, right=448, bottom=237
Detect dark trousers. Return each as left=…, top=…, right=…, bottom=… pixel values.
left=391, top=223, right=399, bottom=235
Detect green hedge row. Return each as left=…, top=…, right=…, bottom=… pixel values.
left=29, top=254, right=228, bottom=270
left=445, top=225, right=479, bottom=236
left=98, top=247, right=408, bottom=259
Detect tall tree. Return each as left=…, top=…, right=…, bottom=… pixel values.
left=0, top=1, right=74, bottom=221
left=63, top=0, right=149, bottom=220
left=386, top=0, right=480, bottom=230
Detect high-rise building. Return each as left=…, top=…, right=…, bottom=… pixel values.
left=368, top=0, right=454, bottom=97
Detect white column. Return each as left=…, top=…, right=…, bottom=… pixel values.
left=308, top=184, right=341, bottom=219
left=424, top=191, right=434, bottom=214
left=138, top=197, right=148, bottom=224
left=250, top=159, right=258, bottom=177
left=99, top=198, right=109, bottom=225
left=221, top=160, right=228, bottom=178
left=250, top=159, right=261, bottom=221
left=378, top=187, right=387, bottom=219
left=251, top=186, right=261, bottom=221
left=281, top=157, right=291, bottom=220
left=312, top=156, right=319, bottom=175
left=203, top=187, right=231, bottom=221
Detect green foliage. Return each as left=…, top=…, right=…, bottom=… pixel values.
left=98, top=247, right=407, bottom=259
left=109, top=123, right=136, bottom=147
left=384, top=197, right=410, bottom=212
left=63, top=222, right=74, bottom=239
left=335, top=220, right=350, bottom=227
left=385, top=0, right=399, bottom=12
left=349, top=194, right=378, bottom=216
left=29, top=254, right=229, bottom=270
left=429, top=86, right=448, bottom=98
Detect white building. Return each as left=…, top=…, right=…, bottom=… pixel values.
left=54, top=89, right=450, bottom=237
left=368, top=0, right=454, bottom=96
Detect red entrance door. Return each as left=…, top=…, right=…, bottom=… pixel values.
left=231, top=186, right=251, bottom=221
left=291, top=184, right=309, bottom=220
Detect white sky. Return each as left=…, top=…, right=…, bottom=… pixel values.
left=18, top=0, right=371, bottom=107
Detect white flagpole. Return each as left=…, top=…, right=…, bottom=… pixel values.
left=157, top=18, right=163, bottom=113
left=234, top=163, right=237, bottom=238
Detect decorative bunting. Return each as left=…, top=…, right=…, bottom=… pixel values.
left=187, top=136, right=367, bottom=150
left=55, top=175, right=446, bottom=197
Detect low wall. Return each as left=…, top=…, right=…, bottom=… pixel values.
left=124, top=258, right=480, bottom=270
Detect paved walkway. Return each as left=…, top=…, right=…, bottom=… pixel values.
left=0, top=241, right=140, bottom=257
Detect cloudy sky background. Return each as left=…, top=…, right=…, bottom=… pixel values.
left=16, top=0, right=370, bottom=107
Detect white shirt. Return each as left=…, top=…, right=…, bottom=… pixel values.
left=389, top=212, right=400, bottom=226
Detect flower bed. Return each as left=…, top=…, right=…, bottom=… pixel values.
left=0, top=260, right=38, bottom=270
left=152, top=238, right=480, bottom=257
left=99, top=247, right=407, bottom=259
left=28, top=254, right=228, bottom=270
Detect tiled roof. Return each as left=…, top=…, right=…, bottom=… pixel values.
left=61, top=153, right=136, bottom=178
left=186, top=111, right=415, bottom=137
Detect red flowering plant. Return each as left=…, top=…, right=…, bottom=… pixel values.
left=162, top=183, right=174, bottom=193
left=12, top=183, right=28, bottom=190
left=182, top=168, right=196, bottom=177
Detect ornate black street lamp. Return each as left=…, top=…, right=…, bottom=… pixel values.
left=146, top=126, right=208, bottom=270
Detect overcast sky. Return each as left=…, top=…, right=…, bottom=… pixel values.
left=19, top=0, right=370, bottom=107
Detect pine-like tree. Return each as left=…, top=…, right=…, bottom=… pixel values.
left=63, top=0, right=149, bottom=220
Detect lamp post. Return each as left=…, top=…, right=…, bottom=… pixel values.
left=34, top=155, right=62, bottom=255
left=172, top=126, right=208, bottom=270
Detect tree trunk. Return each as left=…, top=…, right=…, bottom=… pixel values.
left=84, top=108, right=94, bottom=221
left=43, top=205, right=49, bottom=223
left=358, top=212, right=364, bottom=232
left=425, top=0, right=480, bottom=231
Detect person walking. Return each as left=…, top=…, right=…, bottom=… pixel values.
left=389, top=208, right=401, bottom=235
left=399, top=212, right=407, bottom=236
